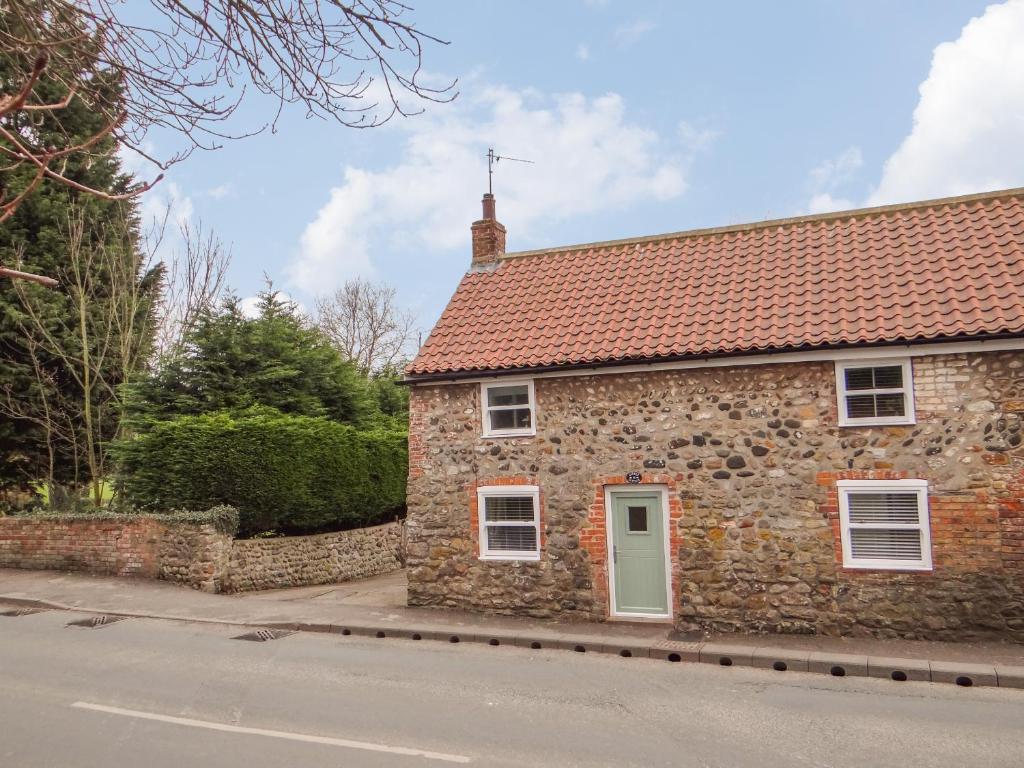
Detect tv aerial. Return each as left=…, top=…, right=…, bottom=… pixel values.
left=486, top=148, right=533, bottom=194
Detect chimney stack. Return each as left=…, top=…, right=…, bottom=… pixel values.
left=471, top=193, right=506, bottom=266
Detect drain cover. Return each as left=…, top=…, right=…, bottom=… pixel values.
left=0, top=607, right=49, bottom=617
left=232, top=628, right=293, bottom=642
left=67, top=615, right=127, bottom=629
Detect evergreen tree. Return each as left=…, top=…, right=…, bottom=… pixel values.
left=0, top=6, right=156, bottom=493
left=125, top=290, right=374, bottom=427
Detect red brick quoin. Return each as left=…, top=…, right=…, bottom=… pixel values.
left=580, top=473, right=684, bottom=621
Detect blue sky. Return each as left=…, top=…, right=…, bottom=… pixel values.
left=135, top=1, right=1024, bottom=338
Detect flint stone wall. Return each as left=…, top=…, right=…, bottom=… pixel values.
left=225, top=522, right=403, bottom=592
left=406, top=350, right=1024, bottom=641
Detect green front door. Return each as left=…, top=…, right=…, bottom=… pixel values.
left=610, top=491, right=669, bottom=617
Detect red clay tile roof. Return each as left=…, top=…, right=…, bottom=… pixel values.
left=408, top=188, right=1024, bottom=378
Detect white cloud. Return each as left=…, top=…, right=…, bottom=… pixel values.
left=678, top=121, right=719, bottom=153
left=802, top=146, right=863, bottom=213
left=806, top=193, right=855, bottom=215
left=239, top=292, right=307, bottom=319
left=289, top=86, right=713, bottom=296
left=809, top=146, right=863, bottom=191
left=117, top=143, right=195, bottom=260
left=206, top=183, right=233, bottom=200
left=575, top=43, right=591, bottom=61
left=869, top=0, right=1024, bottom=205
left=613, top=19, right=655, bottom=48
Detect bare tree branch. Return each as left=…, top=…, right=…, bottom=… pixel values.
left=1, top=1, right=453, bottom=285
left=1, top=207, right=159, bottom=506
left=0, top=265, right=59, bottom=287
left=149, top=215, right=232, bottom=361
left=3, top=1, right=455, bottom=160
left=314, top=277, right=415, bottom=375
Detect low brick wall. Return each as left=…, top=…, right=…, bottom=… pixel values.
left=0, top=515, right=403, bottom=594
left=0, top=515, right=231, bottom=590
left=225, top=522, right=403, bottom=592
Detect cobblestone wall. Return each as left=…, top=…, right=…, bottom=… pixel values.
left=406, top=350, right=1024, bottom=641
left=159, top=524, right=233, bottom=593
left=225, top=522, right=403, bottom=592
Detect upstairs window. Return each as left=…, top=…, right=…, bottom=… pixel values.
left=837, top=479, right=931, bottom=571
left=835, top=359, right=915, bottom=426
left=481, top=380, right=536, bottom=437
left=477, top=486, right=541, bottom=561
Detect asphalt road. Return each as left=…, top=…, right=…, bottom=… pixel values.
left=2, top=609, right=1023, bottom=768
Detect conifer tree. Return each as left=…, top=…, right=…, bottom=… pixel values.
left=0, top=7, right=157, bottom=495
left=125, top=290, right=373, bottom=428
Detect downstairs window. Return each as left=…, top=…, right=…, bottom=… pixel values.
left=837, top=479, right=932, bottom=571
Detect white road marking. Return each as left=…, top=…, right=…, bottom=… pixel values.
left=71, top=701, right=471, bottom=764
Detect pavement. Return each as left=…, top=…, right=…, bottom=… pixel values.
left=6, top=609, right=1024, bottom=767
left=2, top=567, right=1024, bottom=690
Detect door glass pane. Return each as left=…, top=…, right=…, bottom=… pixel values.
left=488, top=385, right=529, bottom=407
left=627, top=506, right=648, bottom=533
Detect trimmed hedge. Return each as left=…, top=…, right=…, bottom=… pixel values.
left=115, top=411, right=407, bottom=537
left=9, top=505, right=240, bottom=536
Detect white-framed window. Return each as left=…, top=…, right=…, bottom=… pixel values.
left=837, top=479, right=932, bottom=571
left=481, top=379, right=536, bottom=437
left=835, top=359, right=915, bottom=426
left=477, top=485, right=541, bottom=561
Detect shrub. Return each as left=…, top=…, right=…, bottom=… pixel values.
left=11, top=505, right=240, bottom=536
left=115, top=411, right=407, bottom=537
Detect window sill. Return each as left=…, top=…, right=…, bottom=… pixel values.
left=481, top=430, right=536, bottom=439
left=478, top=554, right=541, bottom=562
left=840, top=562, right=933, bottom=572
left=837, top=418, right=916, bottom=428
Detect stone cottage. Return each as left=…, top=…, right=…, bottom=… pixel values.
left=403, top=187, right=1024, bottom=641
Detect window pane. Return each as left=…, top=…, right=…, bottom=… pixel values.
left=489, top=407, right=532, bottom=431
left=850, top=529, right=922, bottom=561
left=627, top=506, right=648, bottom=533
left=845, top=394, right=878, bottom=419
left=484, top=496, right=536, bottom=522
left=875, top=393, right=906, bottom=417
left=486, top=525, right=537, bottom=552
left=488, top=385, right=530, bottom=407
left=847, top=492, right=921, bottom=524
left=844, top=367, right=876, bottom=391
left=872, top=365, right=903, bottom=389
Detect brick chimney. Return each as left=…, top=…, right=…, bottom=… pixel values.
left=470, top=193, right=506, bottom=266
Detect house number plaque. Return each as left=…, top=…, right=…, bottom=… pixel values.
left=625, top=471, right=642, bottom=484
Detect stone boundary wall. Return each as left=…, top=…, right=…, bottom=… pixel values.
left=0, top=516, right=231, bottom=590
left=0, top=516, right=402, bottom=594
left=225, top=522, right=403, bottom=592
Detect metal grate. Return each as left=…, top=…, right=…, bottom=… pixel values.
left=0, top=607, right=49, bottom=617
left=232, top=628, right=293, bottom=642
left=67, top=615, right=127, bottom=628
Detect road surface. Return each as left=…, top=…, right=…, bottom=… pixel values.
left=1, top=608, right=1022, bottom=767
